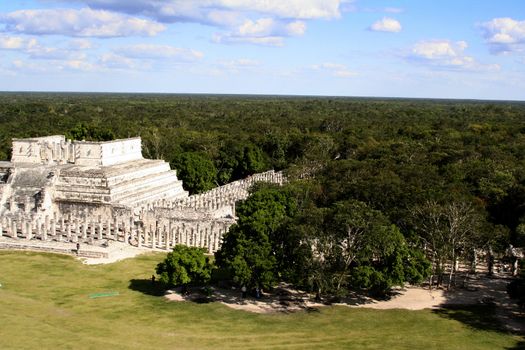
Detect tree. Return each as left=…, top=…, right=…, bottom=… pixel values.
left=156, top=245, right=213, bottom=288
left=67, top=122, right=115, bottom=141
left=171, top=152, right=217, bottom=194
left=412, top=199, right=481, bottom=288
left=325, top=199, right=430, bottom=296
left=286, top=198, right=430, bottom=298
left=214, top=185, right=296, bottom=290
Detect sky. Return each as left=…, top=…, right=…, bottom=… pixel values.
left=0, top=1, right=524, bottom=100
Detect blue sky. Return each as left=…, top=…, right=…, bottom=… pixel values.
left=0, top=1, right=524, bottom=100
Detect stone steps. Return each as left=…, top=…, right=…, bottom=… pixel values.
left=105, top=160, right=170, bottom=185
left=109, top=170, right=181, bottom=198
left=115, top=178, right=187, bottom=206
left=0, top=240, right=108, bottom=258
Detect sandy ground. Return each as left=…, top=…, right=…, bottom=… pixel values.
left=78, top=241, right=153, bottom=265
left=165, top=273, right=525, bottom=333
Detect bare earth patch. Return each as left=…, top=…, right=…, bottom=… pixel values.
left=164, top=273, right=524, bottom=333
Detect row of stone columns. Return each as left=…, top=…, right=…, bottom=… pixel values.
left=0, top=215, right=230, bottom=253
left=137, top=220, right=229, bottom=253
left=0, top=215, right=135, bottom=244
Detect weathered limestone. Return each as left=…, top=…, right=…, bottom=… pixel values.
left=0, top=135, right=285, bottom=253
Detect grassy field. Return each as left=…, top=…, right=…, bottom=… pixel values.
left=0, top=251, right=522, bottom=350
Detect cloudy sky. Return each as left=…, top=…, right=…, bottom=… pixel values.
left=0, top=1, right=524, bottom=100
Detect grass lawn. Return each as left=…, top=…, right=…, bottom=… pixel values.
left=0, top=251, right=522, bottom=349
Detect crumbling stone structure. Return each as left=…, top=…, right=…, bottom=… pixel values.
left=0, top=135, right=284, bottom=253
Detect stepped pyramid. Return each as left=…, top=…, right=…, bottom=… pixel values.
left=0, top=135, right=188, bottom=216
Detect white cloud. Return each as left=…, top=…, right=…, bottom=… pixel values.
left=214, top=17, right=306, bottom=46
left=369, top=17, right=402, bottom=33
left=286, top=21, right=307, bottom=36
left=11, top=58, right=99, bottom=72
left=68, top=39, right=94, bottom=50
left=0, top=34, right=92, bottom=61
left=218, top=58, right=260, bottom=69
left=0, top=35, right=38, bottom=50
left=480, top=17, right=525, bottom=54
left=69, top=0, right=342, bottom=22
left=213, top=33, right=284, bottom=46
left=216, top=0, right=340, bottom=20
left=1, top=8, right=165, bottom=37
left=99, top=53, right=142, bottom=69
left=26, top=46, right=87, bottom=60
left=98, top=44, right=204, bottom=70
left=408, top=40, right=500, bottom=71
left=311, top=62, right=356, bottom=78
left=116, top=44, right=203, bottom=61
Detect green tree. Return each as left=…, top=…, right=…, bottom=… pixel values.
left=156, top=245, right=213, bottom=288
left=67, top=122, right=115, bottom=141
left=172, top=152, right=217, bottom=194
left=215, top=185, right=296, bottom=290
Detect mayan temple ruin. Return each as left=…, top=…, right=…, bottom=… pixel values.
left=0, top=135, right=284, bottom=257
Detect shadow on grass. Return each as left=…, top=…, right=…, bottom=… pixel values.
left=432, top=304, right=504, bottom=333
left=128, top=279, right=166, bottom=297
left=506, top=340, right=525, bottom=350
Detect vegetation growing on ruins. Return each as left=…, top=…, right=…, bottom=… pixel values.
left=1, top=92, right=525, bottom=296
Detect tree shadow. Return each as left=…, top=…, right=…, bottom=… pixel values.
left=431, top=272, right=525, bottom=345
left=432, top=304, right=504, bottom=333
left=128, top=279, right=166, bottom=297
left=506, top=340, right=525, bottom=350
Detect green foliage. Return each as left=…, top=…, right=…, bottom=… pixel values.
left=172, top=152, right=217, bottom=194
left=67, top=122, right=115, bottom=141
left=215, top=185, right=296, bottom=289
left=155, top=245, right=213, bottom=287
left=216, top=140, right=268, bottom=183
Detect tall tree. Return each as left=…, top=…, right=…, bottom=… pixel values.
left=215, top=185, right=296, bottom=290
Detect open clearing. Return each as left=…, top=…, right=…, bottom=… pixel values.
left=0, top=251, right=523, bottom=349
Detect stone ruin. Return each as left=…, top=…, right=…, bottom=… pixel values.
left=0, top=135, right=284, bottom=254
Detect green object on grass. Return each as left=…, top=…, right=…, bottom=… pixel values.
left=89, top=291, right=119, bottom=299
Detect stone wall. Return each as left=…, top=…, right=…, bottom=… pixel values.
left=10, top=135, right=143, bottom=167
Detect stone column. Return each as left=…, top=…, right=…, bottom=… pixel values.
left=114, top=219, right=119, bottom=242
left=21, top=217, right=26, bottom=237
left=150, top=225, right=155, bottom=249
left=90, top=222, right=96, bottom=240
left=25, top=196, right=31, bottom=214
left=137, top=225, right=142, bottom=248
left=27, top=220, right=33, bottom=240
left=98, top=220, right=103, bottom=240
left=43, top=216, right=49, bottom=240
left=51, top=219, right=57, bottom=241
left=165, top=225, right=170, bottom=251
left=60, top=218, right=65, bottom=238
left=66, top=222, right=72, bottom=241
left=36, top=218, right=41, bottom=239
left=106, top=219, right=112, bottom=240
left=82, top=218, right=88, bottom=240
